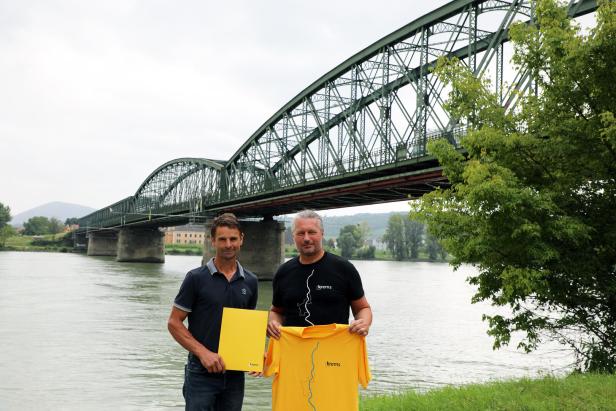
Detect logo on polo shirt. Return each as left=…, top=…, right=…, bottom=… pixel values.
left=316, top=284, right=332, bottom=290
left=241, top=288, right=247, bottom=295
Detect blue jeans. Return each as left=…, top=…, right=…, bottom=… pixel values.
left=183, top=358, right=245, bottom=411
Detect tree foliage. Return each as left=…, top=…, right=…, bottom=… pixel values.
left=383, top=214, right=406, bottom=260
left=413, top=0, right=616, bottom=372
left=425, top=233, right=445, bottom=261
left=0, top=203, right=13, bottom=247
left=405, top=219, right=424, bottom=259
left=23, top=216, right=51, bottom=235
left=22, top=216, right=66, bottom=235
left=64, top=217, right=79, bottom=226
left=48, top=217, right=65, bottom=234
left=0, top=202, right=11, bottom=227
left=338, top=224, right=365, bottom=258
left=0, top=225, right=15, bottom=247
left=383, top=214, right=430, bottom=260
left=356, top=245, right=376, bottom=259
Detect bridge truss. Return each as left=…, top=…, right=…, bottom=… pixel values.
left=78, top=0, right=597, bottom=230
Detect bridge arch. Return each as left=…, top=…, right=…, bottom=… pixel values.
left=222, top=0, right=583, bottom=201
left=134, top=158, right=226, bottom=214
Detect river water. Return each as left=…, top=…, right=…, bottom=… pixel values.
left=0, top=252, right=574, bottom=410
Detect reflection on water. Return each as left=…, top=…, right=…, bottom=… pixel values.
left=0, top=252, right=573, bottom=410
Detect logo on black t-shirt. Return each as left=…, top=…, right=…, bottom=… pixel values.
left=316, top=284, right=332, bottom=290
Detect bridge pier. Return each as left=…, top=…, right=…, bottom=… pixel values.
left=73, top=231, right=88, bottom=252
left=202, top=218, right=285, bottom=280
left=86, top=230, right=118, bottom=256
left=117, top=228, right=165, bottom=263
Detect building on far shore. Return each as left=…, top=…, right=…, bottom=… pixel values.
left=163, top=224, right=206, bottom=245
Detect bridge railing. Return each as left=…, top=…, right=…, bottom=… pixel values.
left=223, top=126, right=466, bottom=201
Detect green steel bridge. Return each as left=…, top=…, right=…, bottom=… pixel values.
left=77, top=0, right=597, bottom=232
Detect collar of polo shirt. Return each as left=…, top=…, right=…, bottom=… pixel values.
left=205, top=257, right=246, bottom=278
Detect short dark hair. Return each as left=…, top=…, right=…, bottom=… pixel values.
left=210, top=213, right=242, bottom=237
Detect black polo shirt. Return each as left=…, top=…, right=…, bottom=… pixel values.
left=174, top=258, right=258, bottom=354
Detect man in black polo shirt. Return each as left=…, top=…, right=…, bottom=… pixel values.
left=267, top=209, right=372, bottom=337
left=168, top=213, right=258, bottom=411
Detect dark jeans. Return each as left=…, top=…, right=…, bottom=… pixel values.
left=183, top=357, right=245, bottom=411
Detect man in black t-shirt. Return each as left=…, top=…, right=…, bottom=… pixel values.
left=267, top=210, right=373, bottom=339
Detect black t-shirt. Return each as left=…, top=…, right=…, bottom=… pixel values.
left=272, top=252, right=364, bottom=326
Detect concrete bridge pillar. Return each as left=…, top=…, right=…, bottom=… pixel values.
left=73, top=231, right=88, bottom=252
left=117, top=228, right=165, bottom=263
left=202, top=218, right=285, bottom=280
left=86, top=230, right=118, bottom=256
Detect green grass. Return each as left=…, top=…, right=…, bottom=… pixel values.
left=165, top=243, right=203, bottom=255
left=2, top=234, right=72, bottom=252
left=360, top=374, right=616, bottom=411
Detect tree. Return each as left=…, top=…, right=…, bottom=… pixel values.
left=404, top=219, right=424, bottom=259
left=357, top=222, right=371, bottom=244
left=383, top=214, right=426, bottom=260
left=48, top=217, right=65, bottom=234
left=23, top=216, right=51, bottom=235
left=413, top=0, right=616, bottom=372
left=0, top=225, right=15, bottom=247
left=424, top=233, right=444, bottom=261
left=0, top=202, right=13, bottom=248
left=324, top=238, right=337, bottom=252
left=337, top=224, right=365, bottom=258
left=64, top=217, right=79, bottom=226
left=356, top=245, right=376, bottom=259
left=0, top=202, right=11, bottom=227
left=383, top=214, right=406, bottom=260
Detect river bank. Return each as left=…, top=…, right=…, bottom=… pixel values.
left=2, top=235, right=448, bottom=262
left=360, top=373, right=616, bottom=410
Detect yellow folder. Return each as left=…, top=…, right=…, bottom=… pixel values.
left=218, top=307, right=268, bottom=372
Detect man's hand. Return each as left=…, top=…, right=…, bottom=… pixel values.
left=248, top=352, right=267, bottom=377
left=267, top=319, right=282, bottom=340
left=267, top=306, right=284, bottom=340
left=350, top=296, right=372, bottom=337
left=349, top=318, right=370, bottom=337
left=199, top=350, right=226, bottom=373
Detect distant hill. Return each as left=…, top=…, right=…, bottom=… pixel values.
left=11, top=202, right=96, bottom=227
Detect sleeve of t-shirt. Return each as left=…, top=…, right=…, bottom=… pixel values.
left=249, top=278, right=258, bottom=309
left=271, top=266, right=282, bottom=308
left=173, top=271, right=196, bottom=312
left=263, top=337, right=280, bottom=377
left=358, top=336, right=372, bottom=388
left=345, top=262, right=365, bottom=301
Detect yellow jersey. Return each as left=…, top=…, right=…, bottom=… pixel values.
left=264, top=324, right=371, bottom=411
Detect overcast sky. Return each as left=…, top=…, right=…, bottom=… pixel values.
left=1, top=0, right=451, bottom=217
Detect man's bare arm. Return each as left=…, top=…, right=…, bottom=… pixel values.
left=349, top=296, right=372, bottom=336
left=167, top=306, right=225, bottom=373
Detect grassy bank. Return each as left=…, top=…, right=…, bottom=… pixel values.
left=283, top=244, right=448, bottom=262
left=360, top=374, right=616, bottom=410
left=2, top=233, right=74, bottom=252
left=165, top=243, right=202, bottom=255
